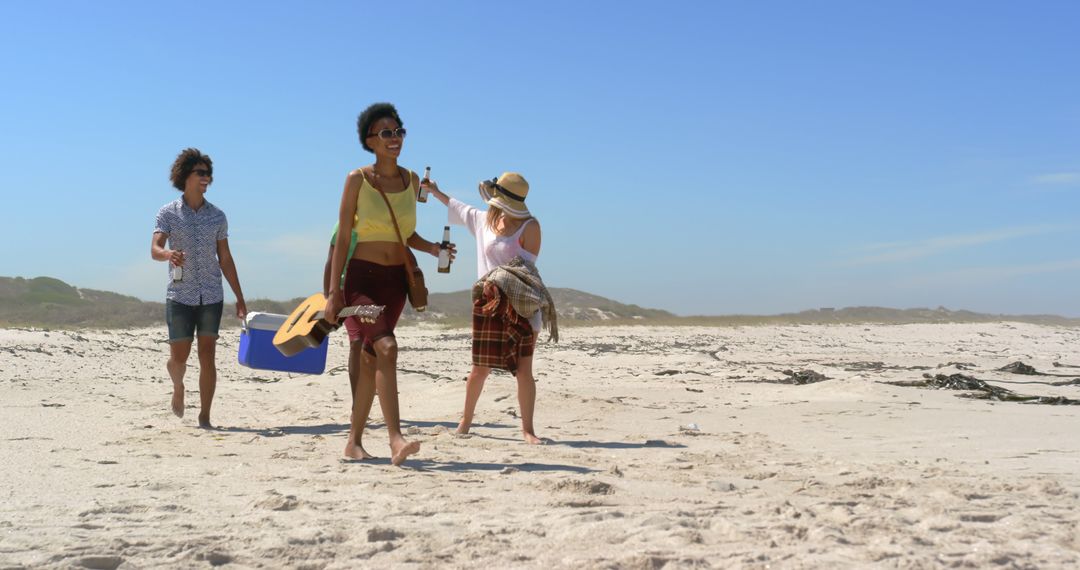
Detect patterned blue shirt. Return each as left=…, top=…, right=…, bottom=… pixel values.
left=154, top=197, right=229, bottom=305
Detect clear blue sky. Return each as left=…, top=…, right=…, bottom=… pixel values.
left=1, top=1, right=1078, bottom=316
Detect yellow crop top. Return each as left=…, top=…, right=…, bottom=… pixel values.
left=354, top=170, right=417, bottom=242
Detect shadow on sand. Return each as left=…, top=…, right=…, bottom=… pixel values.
left=340, top=457, right=596, bottom=474
left=551, top=439, right=687, bottom=449
left=397, top=420, right=513, bottom=430
left=208, top=423, right=349, bottom=437
left=206, top=420, right=512, bottom=437
left=416, top=460, right=595, bottom=474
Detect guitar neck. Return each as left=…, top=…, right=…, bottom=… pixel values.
left=314, top=306, right=377, bottom=319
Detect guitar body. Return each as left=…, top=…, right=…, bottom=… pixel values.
left=272, top=294, right=384, bottom=357
left=274, top=294, right=335, bottom=357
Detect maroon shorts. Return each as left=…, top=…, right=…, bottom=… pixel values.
left=342, top=259, right=407, bottom=355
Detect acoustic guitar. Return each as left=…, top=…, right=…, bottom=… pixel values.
left=273, top=293, right=384, bottom=357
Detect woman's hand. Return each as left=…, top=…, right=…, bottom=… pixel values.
left=421, top=179, right=451, bottom=206
left=325, top=291, right=344, bottom=325
left=431, top=242, right=457, bottom=261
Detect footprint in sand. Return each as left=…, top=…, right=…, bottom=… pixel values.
left=195, top=551, right=233, bottom=566
left=367, top=527, right=404, bottom=542
left=546, top=479, right=615, bottom=495
left=76, top=555, right=124, bottom=570
left=254, top=491, right=300, bottom=511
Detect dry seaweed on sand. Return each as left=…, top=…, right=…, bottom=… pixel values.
left=882, top=373, right=1080, bottom=405
left=742, top=369, right=830, bottom=385
left=822, top=361, right=933, bottom=372
left=998, top=360, right=1080, bottom=380
left=998, top=361, right=1039, bottom=375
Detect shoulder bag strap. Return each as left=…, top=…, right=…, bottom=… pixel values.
left=369, top=168, right=418, bottom=287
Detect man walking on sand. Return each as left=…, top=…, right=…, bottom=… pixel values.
left=151, top=148, right=246, bottom=428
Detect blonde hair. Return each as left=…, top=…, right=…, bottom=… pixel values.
left=486, top=206, right=535, bottom=233
left=485, top=206, right=506, bottom=233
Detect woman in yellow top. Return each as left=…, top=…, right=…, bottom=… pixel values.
left=325, top=102, right=452, bottom=465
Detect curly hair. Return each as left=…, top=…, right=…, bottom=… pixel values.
left=169, top=148, right=213, bottom=191
left=356, top=103, right=404, bottom=153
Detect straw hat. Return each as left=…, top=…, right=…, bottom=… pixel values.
left=478, top=172, right=530, bottom=218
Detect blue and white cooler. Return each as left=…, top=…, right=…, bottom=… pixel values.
left=238, top=312, right=328, bottom=375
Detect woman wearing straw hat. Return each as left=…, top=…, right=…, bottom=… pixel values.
left=325, top=102, right=451, bottom=465
left=424, top=173, right=556, bottom=445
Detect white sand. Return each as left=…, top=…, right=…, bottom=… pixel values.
left=2, top=322, right=1079, bottom=568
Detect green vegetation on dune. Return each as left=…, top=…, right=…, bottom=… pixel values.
left=0, top=275, right=1076, bottom=330
left=12, top=277, right=84, bottom=306
left=0, top=277, right=165, bottom=328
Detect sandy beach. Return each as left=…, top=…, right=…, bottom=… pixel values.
left=2, top=322, right=1080, bottom=568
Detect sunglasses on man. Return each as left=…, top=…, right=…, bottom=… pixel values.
left=367, top=127, right=407, bottom=140
left=193, top=169, right=212, bottom=177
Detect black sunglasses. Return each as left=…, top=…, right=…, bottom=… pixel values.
left=367, top=127, right=407, bottom=140
left=193, top=168, right=212, bottom=177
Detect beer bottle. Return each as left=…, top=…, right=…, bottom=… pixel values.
left=172, top=250, right=184, bottom=282
left=438, top=226, right=451, bottom=273
left=417, top=166, right=431, bottom=203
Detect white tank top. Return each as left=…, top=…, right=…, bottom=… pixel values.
left=447, top=198, right=543, bottom=332
left=484, top=218, right=537, bottom=269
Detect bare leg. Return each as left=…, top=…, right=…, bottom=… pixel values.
left=344, top=345, right=377, bottom=460
left=515, top=356, right=542, bottom=444
left=167, top=341, right=192, bottom=418
left=196, top=336, right=217, bottom=428
left=346, top=341, right=363, bottom=422
left=456, top=365, right=491, bottom=434
left=371, top=337, right=418, bottom=466
left=347, top=341, right=362, bottom=402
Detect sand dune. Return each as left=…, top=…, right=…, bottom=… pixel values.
left=2, top=322, right=1079, bottom=568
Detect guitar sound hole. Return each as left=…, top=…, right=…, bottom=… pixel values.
left=288, top=306, right=307, bottom=331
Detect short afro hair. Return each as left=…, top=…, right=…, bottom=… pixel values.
left=357, top=102, right=404, bottom=153
left=169, top=148, right=213, bottom=191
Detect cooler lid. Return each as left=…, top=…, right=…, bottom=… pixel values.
left=244, top=312, right=288, bottom=331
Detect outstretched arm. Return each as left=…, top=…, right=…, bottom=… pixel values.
left=422, top=179, right=451, bottom=206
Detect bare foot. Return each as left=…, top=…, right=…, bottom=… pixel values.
left=170, top=383, right=184, bottom=418
left=390, top=439, right=420, bottom=466
left=197, top=413, right=212, bottom=429
left=523, top=432, right=543, bottom=445
left=455, top=422, right=471, bottom=435
left=344, top=441, right=375, bottom=460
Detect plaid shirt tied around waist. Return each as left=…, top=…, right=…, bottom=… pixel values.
left=471, top=256, right=558, bottom=343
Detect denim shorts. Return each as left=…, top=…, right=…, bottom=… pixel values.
left=166, top=300, right=223, bottom=343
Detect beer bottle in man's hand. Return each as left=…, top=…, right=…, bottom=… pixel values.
left=418, top=166, right=431, bottom=203
left=438, top=226, right=451, bottom=273
left=172, top=250, right=184, bottom=282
